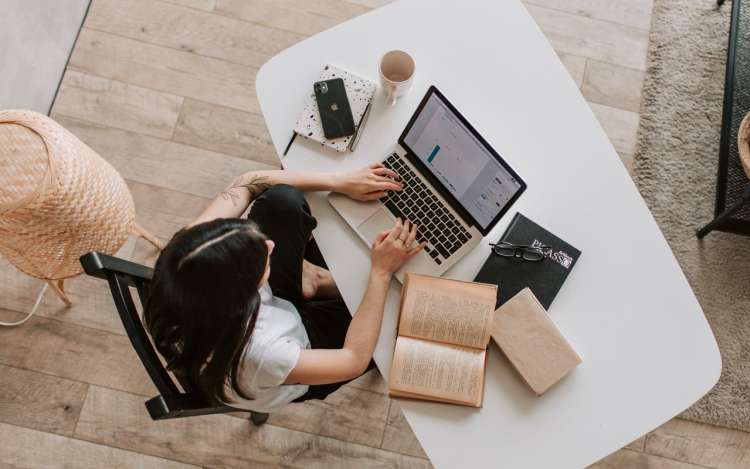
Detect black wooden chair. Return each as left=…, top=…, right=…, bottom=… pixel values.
left=79, top=251, right=268, bottom=425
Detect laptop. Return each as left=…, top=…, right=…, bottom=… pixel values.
left=328, top=86, right=526, bottom=281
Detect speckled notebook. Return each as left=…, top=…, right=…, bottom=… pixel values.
left=294, top=64, right=376, bottom=152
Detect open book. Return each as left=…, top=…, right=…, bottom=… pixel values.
left=388, top=274, right=498, bottom=407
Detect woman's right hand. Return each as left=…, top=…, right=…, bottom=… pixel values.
left=371, top=218, right=425, bottom=276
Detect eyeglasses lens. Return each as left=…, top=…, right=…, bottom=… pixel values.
left=521, top=249, right=544, bottom=261
left=493, top=245, right=516, bottom=257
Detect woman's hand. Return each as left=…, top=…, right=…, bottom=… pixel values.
left=335, top=164, right=403, bottom=201
left=371, top=218, right=425, bottom=277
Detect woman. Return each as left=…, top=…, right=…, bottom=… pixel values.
left=144, top=164, right=423, bottom=413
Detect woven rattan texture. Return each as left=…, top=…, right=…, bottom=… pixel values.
left=0, top=110, right=135, bottom=279
left=0, top=124, right=49, bottom=208
left=738, top=113, right=750, bottom=177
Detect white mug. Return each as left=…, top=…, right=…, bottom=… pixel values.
left=379, top=50, right=415, bottom=106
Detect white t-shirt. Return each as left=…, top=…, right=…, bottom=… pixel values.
left=222, top=283, right=310, bottom=412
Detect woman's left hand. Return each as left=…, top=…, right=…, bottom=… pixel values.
left=335, top=164, right=403, bottom=201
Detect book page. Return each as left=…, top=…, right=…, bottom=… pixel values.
left=388, top=336, right=485, bottom=406
left=399, top=274, right=496, bottom=349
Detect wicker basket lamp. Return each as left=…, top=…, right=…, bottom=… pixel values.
left=0, top=110, right=163, bottom=318
left=738, top=112, right=750, bottom=178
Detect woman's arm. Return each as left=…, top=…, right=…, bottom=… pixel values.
left=189, top=170, right=334, bottom=227
left=285, top=219, right=422, bottom=385
left=189, top=165, right=401, bottom=227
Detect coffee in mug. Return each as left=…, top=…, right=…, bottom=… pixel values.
left=379, top=50, right=415, bottom=106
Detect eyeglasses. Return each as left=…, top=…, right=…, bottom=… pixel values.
left=489, top=241, right=549, bottom=262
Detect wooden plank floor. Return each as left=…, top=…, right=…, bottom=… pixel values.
left=1, top=0, right=748, bottom=467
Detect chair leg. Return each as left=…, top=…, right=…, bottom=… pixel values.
left=46, top=279, right=72, bottom=307
left=131, top=222, right=165, bottom=250
left=696, top=186, right=750, bottom=238
left=249, top=411, right=269, bottom=426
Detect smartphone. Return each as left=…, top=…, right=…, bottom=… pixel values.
left=314, top=78, right=355, bottom=139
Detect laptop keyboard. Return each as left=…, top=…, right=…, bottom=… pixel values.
left=381, top=153, right=471, bottom=265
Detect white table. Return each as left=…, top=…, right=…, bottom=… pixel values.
left=255, top=1, right=721, bottom=467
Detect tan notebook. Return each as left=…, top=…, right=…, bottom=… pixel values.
left=490, top=288, right=581, bottom=395
left=388, top=273, right=497, bottom=407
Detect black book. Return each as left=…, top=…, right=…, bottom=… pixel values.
left=474, top=213, right=581, bottom=309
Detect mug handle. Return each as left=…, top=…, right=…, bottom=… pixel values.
left=386, top=87, right=398, bottom=106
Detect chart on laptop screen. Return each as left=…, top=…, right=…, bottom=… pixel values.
left=403, top=92, right=523, bottom=228
left=410, top=107, right=485, bottom=197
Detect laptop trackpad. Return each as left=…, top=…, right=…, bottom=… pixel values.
left=358, top=209, right=393, bottom=245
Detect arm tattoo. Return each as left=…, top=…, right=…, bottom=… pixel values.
left=220, top=174, right=272, bottom=207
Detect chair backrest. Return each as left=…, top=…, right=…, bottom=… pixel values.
left=80, top=251, right=234, bottom=420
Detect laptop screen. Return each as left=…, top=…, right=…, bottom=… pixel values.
left=401, top=89, right=524, bottom=230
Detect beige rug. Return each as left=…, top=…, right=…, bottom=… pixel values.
left=634, top=0, right=750, bottom=431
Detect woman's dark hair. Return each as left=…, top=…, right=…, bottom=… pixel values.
left=144, top=218, right=268, bottom=404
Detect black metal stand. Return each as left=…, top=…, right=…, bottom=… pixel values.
left=697, top=185, right=750, bottom=237
left=696, top=0, right=750, bottom=238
